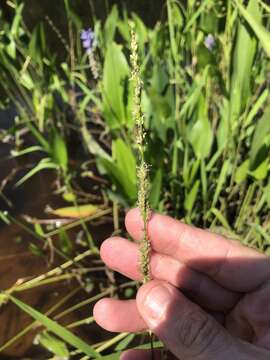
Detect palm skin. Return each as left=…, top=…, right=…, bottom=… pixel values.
left=94, top=208, right=270, bottom=359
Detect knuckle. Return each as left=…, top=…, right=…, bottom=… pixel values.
left=177, top=311, right=220, bottom=356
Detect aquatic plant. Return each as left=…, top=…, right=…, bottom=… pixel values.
left=80, top=28, right=95, bottom=54
left=80, top=27, right=99, bottom=79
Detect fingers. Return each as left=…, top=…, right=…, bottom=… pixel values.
left=136, top=280, right=237, bottom=360
left=226, top=280, right=270, bottom=346
left=125, top=208, right=270, bottom=291
left=93, top=298, right=146, bottom=332
left=121, top=349, right=176, bottom=360
left=101, top=237, right=239, bottom=311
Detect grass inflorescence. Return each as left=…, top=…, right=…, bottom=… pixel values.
left=130, top=27, right=151, bottom=284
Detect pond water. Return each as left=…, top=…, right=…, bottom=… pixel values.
left=0, top=150, right=114, bottom=358
left=0, top=173, right=114, bottom=358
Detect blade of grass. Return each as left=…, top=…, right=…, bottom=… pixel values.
left=234, top=0, right=270, bottom=57
left=8, top=295, right=101, bottom=358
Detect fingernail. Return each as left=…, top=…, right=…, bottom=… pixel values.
left=141, top=284, right=171, bottom=327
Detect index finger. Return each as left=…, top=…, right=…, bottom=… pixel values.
left=125, top=208, right=270, bottom=292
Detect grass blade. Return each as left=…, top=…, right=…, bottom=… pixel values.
left=234, top=0, right=270, bottom=57
left=9, top=295, right=101, bottom=358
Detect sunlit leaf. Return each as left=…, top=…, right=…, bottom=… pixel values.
left=48, top=204, right=100, bottom=218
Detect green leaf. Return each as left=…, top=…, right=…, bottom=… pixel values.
left=264, top=182, right=270, bottom=207
left=210, top=208, right=232, bottom=232
left=250, top=104, right=270, bottom=168
left=104, top=5, right=118, bottom=46
left=9, top=295, right=101, bottom=358
left=0, top=211, right=10, bottom=225
left=235, top=0, right=270, bottom=57
left=51, top=131, right=68, bottom=171
left=235, top=159, right=250, bottom=184
left=36, top=331, right=69, bottom=358
left=115, top=333, right=135, bottom=351
left=15, top=158, right=58, bottom=187
left=63, top=0, right=82, bottom=29
left=11, top=146, right=45, bottom=157
left=113, top=139, right=136, bottom=187
left=102, top=42, right=130, bottom=129
left=149, top=169, right=163, bottom=208
left=6, top=40, right=16, bottom=59
left=11, top=3, right=24, bottom=37
left=230, top=0, right=260, bottom=122
left=244, top=88, right=269, bottom=128
left=19, top=72, right=34, bottom=90
left=249, top=158, right=269, bottom=180
left=211, top=160, right=230, bottom=209
left=102, top=139, right=136, bottom=201
left=189, top=95, right=213, bottom=159
left=184, top=180, right=200, bottom=214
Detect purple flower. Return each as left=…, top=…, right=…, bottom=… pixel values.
left=204, top=34, right=215, bottom=51
left=80, top=28, right=95, bottom=54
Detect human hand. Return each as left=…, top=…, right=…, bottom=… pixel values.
left=94, top=208, right=270, bottom=359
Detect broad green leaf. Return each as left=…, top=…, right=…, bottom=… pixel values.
left=235, top=0, right=270, bottom=57
left=48, top=204, right=100, bottom=218
left=81, top=125, right=111, bottom=161
left=36, top=331, right=69, bottom=358
left=189, top=95, right=213, bottom=159
left=230, top=0, right=260, bottom=123
left=6, top=40, right=16, bottom=59
left=19, top=72, right=34, bottom=90
left=102, top=139, right=136, bottom=201
left=113, top=139, right=136, bottom=187
left=249, top=158, right=268, bottom=180
left=9, top=295, right=101, bottom=358
left=104, top=5, right=118, bottom=46
left=235, top=159, right=250, bottom=184
left=51, top=131, right=68, bottom=171
left=102, top=42, right=130, bottom=129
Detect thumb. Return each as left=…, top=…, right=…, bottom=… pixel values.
left=136, top=280, right=235, bottom=360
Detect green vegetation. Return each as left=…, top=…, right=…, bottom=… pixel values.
left=0, top=0, right=270, bottom=358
